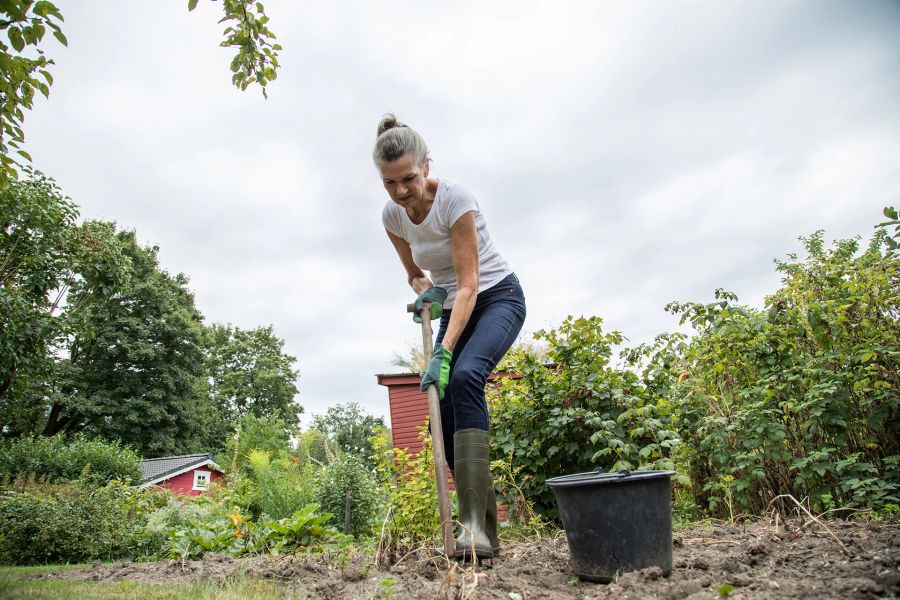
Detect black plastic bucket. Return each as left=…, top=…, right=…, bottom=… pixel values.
left=545, top=468, right=676, bottom=582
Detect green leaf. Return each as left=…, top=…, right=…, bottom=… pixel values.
left=52, top=29, right=67, bottom=46
left=9, top=28, right=26, bottom=52
left=884, top=206, right=898, bottom=220
left=188, top=0, right=199, bottom=10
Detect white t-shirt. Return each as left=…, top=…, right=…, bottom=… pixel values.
left=382, top=179, right=512, bottom=308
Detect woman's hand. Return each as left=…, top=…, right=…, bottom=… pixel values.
left=413, top=287, right=448, bottom=323
left=421, top=342, right=452, bottom=398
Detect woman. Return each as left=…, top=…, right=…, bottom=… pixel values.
left=374, top=114, right=526, bottom=559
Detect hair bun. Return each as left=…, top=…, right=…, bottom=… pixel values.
left=376, top=113, right=405, bottom=138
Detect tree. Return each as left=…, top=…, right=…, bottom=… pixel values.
left=188, top=0, right=281, bottom=98
left=222, top=412, right=291, bottom=473
left=204, top=323, right=301, bottom=429
left=0, top=173, right=131, bottom=437
left=311, top=402, right=385, bottom=460
left=42, top=228, right=207, bottom=456
left=0, top=0, right=281, bottom=188
left=0, top=170, right=75, bottom=407
left=0, top=1, right=65, bottom=186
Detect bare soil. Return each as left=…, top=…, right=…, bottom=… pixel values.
left=38, top=518, right=900, bottom=599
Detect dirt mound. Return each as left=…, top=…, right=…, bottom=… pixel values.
left=42, top=518, right=899, bottom=598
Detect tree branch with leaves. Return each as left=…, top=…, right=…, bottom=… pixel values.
left=0, top=0, right=282, bottom=189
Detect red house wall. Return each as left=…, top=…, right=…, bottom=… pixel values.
left=378, top=371, right=521, bottom=520
left=160, top=466, right=223, bottom=496
left=378, top=374, right=430, bottom=455
left=377, top=371, right=520, bottom=456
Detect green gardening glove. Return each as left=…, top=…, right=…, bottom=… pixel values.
left=421, top=343, right=452, bottom=399
left=413, top=287, right=448, bottom=324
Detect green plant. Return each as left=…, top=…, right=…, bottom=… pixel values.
left=0, top=478, right=157, bottom=564
left=244, top=449, right=309, bottom=519
left=489, top=452, right=549, bottom=541
left=377, top=577, right=397, bottom=599
left=489, top=316, right=682, bottom=518
left=141, top=495, right=224, bottom=558
left=165, top=504, right=346, bottom=559
left=0, top=434, right=141, bottom=485
left=372, top=425, right=440, bottom=554
left=315, top=453, right=379, bottom=538
left=668, top=222, right=899, bottom=516
left=310, top=402, right=386, bottom=460
left=718, top=583, right=733, bottom=597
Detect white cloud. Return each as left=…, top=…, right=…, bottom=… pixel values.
left=21, top=0, right=900, bottom=426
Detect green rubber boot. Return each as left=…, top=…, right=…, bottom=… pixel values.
left=453, top=428, right=494, bottom=560
left=485, top=480, right=500, bottom=555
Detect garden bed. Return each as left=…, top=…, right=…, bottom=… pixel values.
left=32, top=518, right=899, bottom=599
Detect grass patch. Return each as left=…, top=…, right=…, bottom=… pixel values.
left=0, top=566, right=290, bottom=599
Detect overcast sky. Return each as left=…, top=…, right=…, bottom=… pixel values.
left=22, top=1, right=900, bottom=426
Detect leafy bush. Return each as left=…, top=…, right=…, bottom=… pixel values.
left=0, top=478, right=159, bottom=564
left=294, top=428, right=336, bottom=468
left=311, top=402, right=386, bottom=460
left=489, top=316, right=682, bottom=518
left=372, top=425, right=440, bottom=552
left=315, top=453, right=378, bottom=538
left=0, top=434, right=142, bottom=484
left=245, top=449, right=313, bottom=519
left=165, top=505, right=347, bottom=560
left=141, top=494, right=223, bottom=558
left=221, top=414, right=292, bottom=473
left=666, top=227, right=900, bottom=515
left=489, top=216, right=899, bottom=520
left=245, top=505, right=347, bottom=555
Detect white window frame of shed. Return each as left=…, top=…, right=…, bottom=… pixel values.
left=192, top=469, right=212, bottom=491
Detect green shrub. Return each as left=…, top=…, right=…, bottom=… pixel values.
left=221, top=414, right=291, bottom=473
left=141, top=494, right=223, bottom=558
left=372, top=425, right=440, bottom=552
left=0, top=478, right=158, bottom=564
left=0, top=434, right=141, bottom=484
left=666, top=227, right=899, bottom=515
left=164, top=505, right=347, bottom=560
left=489, top=316, right=682, bottom=518
left=245, top=449, right=311, bottom=519
left=315, top=453, right=378, bottom=538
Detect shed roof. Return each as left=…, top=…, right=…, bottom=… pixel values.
left=140, top=453, right=222, bottom=484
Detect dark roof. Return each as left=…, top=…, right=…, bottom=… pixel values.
left=140, top=453, right=222, bottom=484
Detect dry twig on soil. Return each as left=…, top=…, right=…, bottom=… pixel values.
left=767, top=494, right=850, bottom=555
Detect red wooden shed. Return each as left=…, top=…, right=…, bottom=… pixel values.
left=376, top=372, right=431, bottom=455
left=376, top=370, right=521, bottom=455
left=139, top=453, right=224, bottom=496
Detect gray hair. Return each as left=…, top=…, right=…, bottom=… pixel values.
left=372, top=113, right=429, bottom=168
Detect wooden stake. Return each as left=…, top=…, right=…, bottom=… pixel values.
left=408, top=301, right=455, bottom=559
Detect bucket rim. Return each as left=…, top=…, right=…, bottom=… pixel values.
left=545, top=468, right=676, bottom=489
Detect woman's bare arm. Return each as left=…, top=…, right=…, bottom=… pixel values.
left=385, top=229, right=433, bottom=294
left=440, top=212, right=479, bottom=352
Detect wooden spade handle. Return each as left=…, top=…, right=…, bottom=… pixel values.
left=408, top=301, right=454, bottom=558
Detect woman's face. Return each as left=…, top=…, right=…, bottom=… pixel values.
left=380, top=153, right=429, bottom=208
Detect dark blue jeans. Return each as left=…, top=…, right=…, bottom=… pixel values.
left=435, top=273, right=526, bottom=470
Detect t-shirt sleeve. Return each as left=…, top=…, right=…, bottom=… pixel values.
left=443, top=184, right=479, bottom=227
left=381, top=203, right=403, bottom=237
